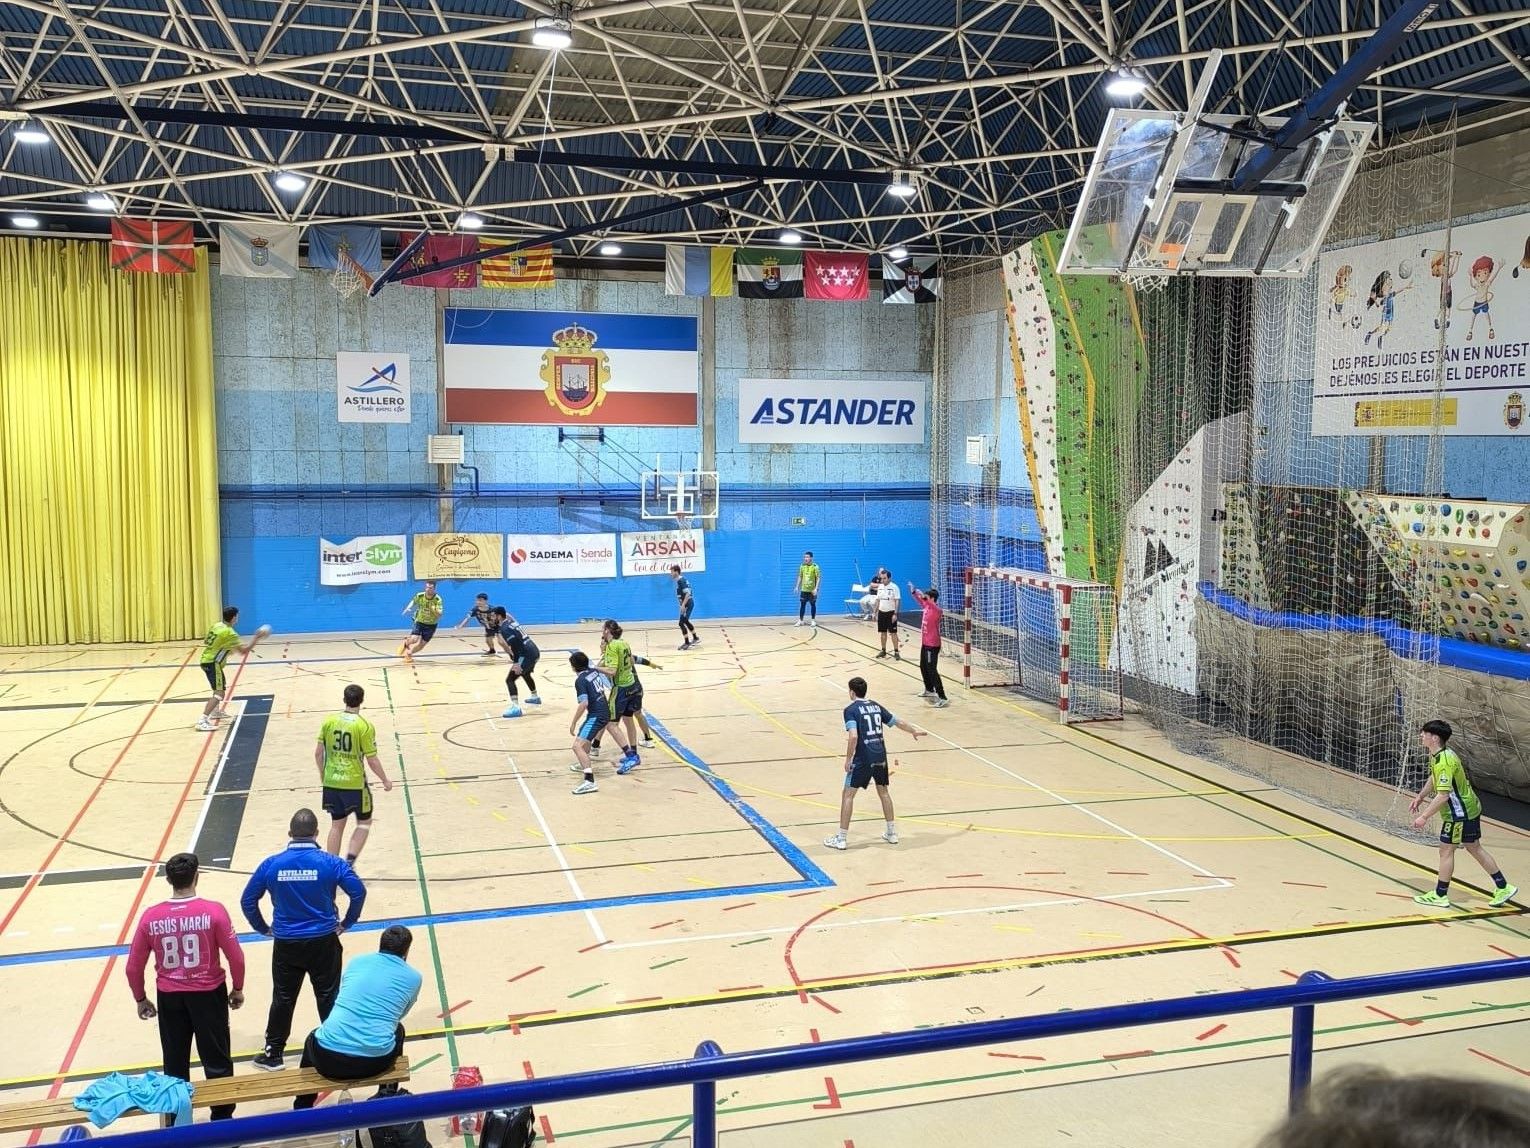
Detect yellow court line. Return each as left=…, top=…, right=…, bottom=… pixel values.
left=65, top=665, right=129, bottom=728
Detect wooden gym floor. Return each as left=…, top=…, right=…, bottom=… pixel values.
left=0, top=618, right=1527, bottom=1147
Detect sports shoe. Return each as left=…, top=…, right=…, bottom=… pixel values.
left=690, top=637, right=701, bottom=646
left=211, top=708, right=232, bottom=720
left=893, top=650, right=902, bottom=661
left=590, top=746, right=603, bottom=759
left=679, top=640, right=691, bottom=651
left=569, top=762, right=587, bottom=772
left=882, top=829, right=899, bottom=845
left=196, top=718, right=216, bottom=732
left=525, top=695, right=541, bottom=705
left=794, top=620, right=805, bottom=628
left=933, top=699, right=950, bottom=708
left=916, top=691, right=933, bottom=698
left=251, top=1049, right=284, bottom=1071
left=823, top=835, right=847, bottom=851
left=572, top=780, right=598, bottom=795
left=502, top=705, right=523, bottom=718
left=617, top=755, right=641, bottom=775
left=875, top=651, right=888, bottom=659
left=1490, top=883, right=1519, bottom=907
left=639, top=738, right=655, bottom=748
left=1413, top=891, right=1453, bottom=908
left=810, top=621, right=818, bottom=629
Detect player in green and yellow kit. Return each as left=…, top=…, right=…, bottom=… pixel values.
left=1410, top=719, right=1517, bottom=909
left=398, top=580, right=444, bottom=662
left=197, top=606, right=256, bottom=732
left=315, top=684, right=392, bottom=864
left=794, top=550, right=822, bottom=627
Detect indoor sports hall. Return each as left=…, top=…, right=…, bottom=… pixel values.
left=2, top=2, right=1529, bottom=1147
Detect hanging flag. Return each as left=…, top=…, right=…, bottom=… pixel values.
left=396, top=233, right=479, bottom=288
left=109, top=218, right=195, bottom=275
left=308, top=224, right=382, bottom=272
left=805, top=250, right=869, bottom=301
left=664, top=245, right=735, bottom=297
left=737, top=248, right=803, bottom=299
left=218, top=223, right=300, bottom=278
left=481, top=243, right=554, bottom=288
left=882, top=256, right=943, bottom=303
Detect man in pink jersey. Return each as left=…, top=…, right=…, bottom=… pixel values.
left=127, top=853, right=246, bottom=1120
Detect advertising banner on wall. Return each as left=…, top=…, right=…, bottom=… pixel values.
left=505, top=533, right=618, bottom=579
left=413, top=533, right=504, bottom=579
left=1312, top=207, right=1530, bottom=436
left=442, top=309, right=699, bottom=426
left=319, top=536, right=408, bottom=585
left=737, top=377, right=926, bottom=444
left=337, top=352, right=411, bottom=424
left=621, top=528, right=706, bottom=575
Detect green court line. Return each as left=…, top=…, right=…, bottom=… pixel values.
left=547, top=997, right=1530, bottom=1140
left=568, top=983, right=608, bottom=999
left=650, top=957, right=687, bottom=970
left=732, top=937, right=771, bottom=947
left=411, top=1053, right=444, bottom=1072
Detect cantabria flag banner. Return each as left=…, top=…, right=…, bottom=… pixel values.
left=443, top=308, right=699, bottom=426
left=737, top=248, right=804, bottom=298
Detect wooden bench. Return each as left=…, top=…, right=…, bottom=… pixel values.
left=0, top=1058, right=412, bottom=1135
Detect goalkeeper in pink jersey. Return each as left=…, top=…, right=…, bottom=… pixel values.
left=126, top=853, right=246, bottom=1120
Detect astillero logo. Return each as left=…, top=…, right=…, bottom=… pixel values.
left=350, top=363, right=402, bottom=394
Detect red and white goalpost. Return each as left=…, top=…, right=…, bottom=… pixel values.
left=962, top=566, right=1124, bottom=724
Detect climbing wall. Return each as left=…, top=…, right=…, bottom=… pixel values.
left=1346, top=494, right=1530, bottom=652
left=1218, top=483, right=1272, bottom=609
left=1002, top=242, right=1064, bottom=576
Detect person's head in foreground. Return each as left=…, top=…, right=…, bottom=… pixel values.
left=1259, top=1067, right=1530, bottom=1148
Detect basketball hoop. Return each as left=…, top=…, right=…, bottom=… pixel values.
left=1121, top=269, right=1171, bottom=295
left=673, top=513, right=691, bottom=533
left=331, top=249, right=375, bottom=300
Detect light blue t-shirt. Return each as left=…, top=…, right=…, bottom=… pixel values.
left=314, top=952, right=422, bottom=1058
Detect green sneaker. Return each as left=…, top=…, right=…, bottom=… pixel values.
left=1489, top=884, right=1519, bottom=908
left=1413, top=891, right=1453, bottom=908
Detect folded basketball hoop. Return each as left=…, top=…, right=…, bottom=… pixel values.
left=331, top=249, right=375, bottom=300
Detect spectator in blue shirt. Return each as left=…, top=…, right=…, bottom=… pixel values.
left=294, top=926, right=421, bottom=1108
left=241, top=808, right=367, bottom=1071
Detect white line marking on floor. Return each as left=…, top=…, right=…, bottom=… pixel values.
left=185, top=706, right=245, bottom=853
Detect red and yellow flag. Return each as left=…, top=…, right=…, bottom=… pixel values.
left=481, top=243, right=554, bottom=289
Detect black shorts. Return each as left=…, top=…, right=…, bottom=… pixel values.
left=846, top=761, right=890, bottom=790
left=1440, top=816, right=1481, bottom=846
left=323, top=786, right=373, bottom=821
left=411, top=622, right=438, bottom=641
left=612, top=684, right=641, bottom=717
left=679, top=600, right=694, bottom=621
left=876, top=610, right=898, bottom=634
left=201, top=661, right=225, bottom=693
left=512, top=654, right=539, bottom=676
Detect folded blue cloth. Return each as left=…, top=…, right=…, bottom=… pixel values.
left=74, top=1072, right=193, bottom=1128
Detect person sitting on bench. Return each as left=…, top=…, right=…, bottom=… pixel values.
left=293, top=925, right=421, bottom=1109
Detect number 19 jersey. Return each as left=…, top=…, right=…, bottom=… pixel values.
left=318, top=712, right=378, bottom=790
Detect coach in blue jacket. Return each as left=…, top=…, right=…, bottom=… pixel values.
left=241, top=808, right=367, bottom=1071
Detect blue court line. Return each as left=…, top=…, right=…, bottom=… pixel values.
left=0, top=708, right=832, bottom=970
left=0, top=649, right=571, bottom=675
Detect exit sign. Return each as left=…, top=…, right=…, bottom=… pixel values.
left=791, top=516, right=807, bottom=526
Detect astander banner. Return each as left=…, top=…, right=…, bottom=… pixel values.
left=737, top=377, right=927, bottom=444
left=505, top=533, right=618, bottom=579
left=413, top=533, right=504, bottom=579
left=621, top=528, right=706, bottom=576
left=442, top=309, right=699, bottom=426
left=337, top=351, right=411, bottom=424
left=1313, top=207, right=1530, bottom=436
left=319, top=536, right=407, bottom=585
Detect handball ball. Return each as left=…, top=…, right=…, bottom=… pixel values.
left=1397, top=260, right=1413, bottom=280
left=255, top=624, right=273, bottom=639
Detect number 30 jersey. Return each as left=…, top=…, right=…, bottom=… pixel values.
left=318, top=712, right=379, bottom=790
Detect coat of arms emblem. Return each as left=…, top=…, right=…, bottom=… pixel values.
left=1507, top=391, right=1524, bottom=430
left=539, top=323, right=611, bottom=417
left=250, top=235, right=270, bottom=267
left=761, top=256, right=781, bottom=291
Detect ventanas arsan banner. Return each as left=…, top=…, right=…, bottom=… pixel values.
left=412, top=533, right=504, bottom=579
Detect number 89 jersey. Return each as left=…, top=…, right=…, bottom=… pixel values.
left=318, top=712, right=378, bottom=790
left=844, top=698, right=895, bottom=766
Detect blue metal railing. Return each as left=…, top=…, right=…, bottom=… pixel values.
left=82, top=957, right=1530, bottom=1148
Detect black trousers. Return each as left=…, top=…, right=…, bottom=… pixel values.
left=920, top=644, right=946, bottom=700
left=158, top=985, right=235, bottom=1120
left=507, top=663, right=537, bottom=698
left=265, top=933, right=344, bottom=1052
left=293, top=1025, right=406, bottom=1109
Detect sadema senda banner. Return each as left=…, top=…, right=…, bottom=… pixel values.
left=737, top=378, right=926, bottom=444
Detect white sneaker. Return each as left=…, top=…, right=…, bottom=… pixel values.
left=793, top=621, right=804, bottom=627
left=210, top=709, right=232, bottom=720
left=811, top=621, right=818, bottom=629
left=639, top=739, right=655, bottom=748
left=195, top=718, right=216, bottom=732
left=934, top=699, right=950, bottom=708
left=569, top=762, right=588, bottom=773
left=590, top=746, right=603, bottom=759
left=572, top=780, right=598, bottom=795
left=823, top=835, right=847, bottom=851
left=882, top=829, right=900, bottom=845
left=916, top=691, right=933, bottom=698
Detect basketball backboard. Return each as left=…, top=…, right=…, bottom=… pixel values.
left=1058, top=87, right=1374, bottom=279
left=641, top=468, right=720, bottom=522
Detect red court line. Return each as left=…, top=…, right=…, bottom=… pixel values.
left=947, top=872, right=984, bottom=879
left=866, top=880, right=902, bottom=887
left=1469, top=1048, right=1530, bottom=1077
left=521, top=1061, right=535, bottom=1080
left=1220, top=948, right=1241, bottom=969
left=578, top=940, right=611, bottom=953
left=619, top=996, right=663, bottom=1004
left=987, top=1052, right=1045, bottom=1061
left=508, top=966, right=545, bottom=982
left=539, top=1114, right=556, bottom=1143
left=1107, top=871, right=1149, bottom=876
left=722, top=901, right=755, bottom=912
left=811, top=1077, right=842, bottom=1110
left=1282, top=881, right=1327, bottom=889
left=437, top=1001, right=472, bottom=1019
left=649, top=918, right=684, bottom=931
left=1489, top=944, right=1519, bottom=958
left=808, top=1028, right=821, bottom=1043
left=27, top=650, right=242, bottom=1143
left=1103, top=1050, right=1154, bottom=1061
left=811, top=994, right=842, bottom=1015
left=1196, top=1024, right=1227, bottom=1042
left=1365, top=1005, right=1420, bottom=1027
left=0, top=646, right=194, bottom=937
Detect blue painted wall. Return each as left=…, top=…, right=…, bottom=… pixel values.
left=213, top=271, right=935, bottom=632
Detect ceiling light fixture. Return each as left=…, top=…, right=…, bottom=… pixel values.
left=458, top=212, right=484, bottom=230
left=1105, top=68, right=1147, bottom=98
left=888, top=170, right=917, bottom=199
left=531, top=15, right=573, bottom=49
left=889, top=246, right=909, bottom=259
left=86, top=193, right=116, bottom=212
left=598, top=241, right=622, bottom=256
left=273, top=171, right=307, bottom=192
left=12, top=120, right=49, bottom=145
left=778, top=229, right=802, bottom=244
left=10, top=214, right=40, bottom=229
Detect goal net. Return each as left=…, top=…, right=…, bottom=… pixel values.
left=963, top=567, right=1123, bottom=723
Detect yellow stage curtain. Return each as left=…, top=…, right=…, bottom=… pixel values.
left=0, top=237, right=219, bottom=645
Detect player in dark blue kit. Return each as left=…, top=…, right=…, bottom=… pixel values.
left=568, top=651, right=637, bottom=795
left=455, top=593, right=498, bottom=657
left=825, top=676, right=924, bottom=850
left=489, top=607, right=541, bottom=718
left=671, top=564, right=699, bottom=650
